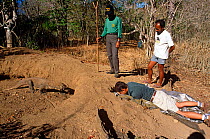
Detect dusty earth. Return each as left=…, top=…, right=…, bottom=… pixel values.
left=0, top=46, right=209, bottom=139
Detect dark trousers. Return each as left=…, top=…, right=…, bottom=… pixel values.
left=106, top=34, right=119, bottom=74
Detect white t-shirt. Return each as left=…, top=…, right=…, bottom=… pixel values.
left=154, top=30, right=174, bottom=59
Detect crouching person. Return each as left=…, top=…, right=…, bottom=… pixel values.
left=114, top=81, right=210, bottom=126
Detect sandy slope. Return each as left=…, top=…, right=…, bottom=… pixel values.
left=0, top=47, right=210, bottom=138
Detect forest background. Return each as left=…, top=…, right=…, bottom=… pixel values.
left=0, top=0, right=209, bottom=84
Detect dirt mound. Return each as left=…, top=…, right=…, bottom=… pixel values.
left=0, top=47, right=209, bottom=138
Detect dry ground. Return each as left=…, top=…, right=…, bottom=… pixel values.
left=0, top=46, right=209, bottom=139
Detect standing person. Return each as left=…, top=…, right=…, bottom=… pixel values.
left=97, top=4, right=122, bottom=78
left=114, top=81, right=210, bottom=126
left=144, top=19, right=175, bottom=88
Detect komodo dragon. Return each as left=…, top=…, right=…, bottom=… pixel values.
left=3, top=77, right=68, bottom=94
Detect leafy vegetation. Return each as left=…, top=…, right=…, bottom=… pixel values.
left=0, top=0, right=209, bottom=74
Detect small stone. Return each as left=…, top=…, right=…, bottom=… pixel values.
left=173, top=119, right=178, bottom=123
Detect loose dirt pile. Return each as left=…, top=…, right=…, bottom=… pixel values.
left=0, top=47, right=209, bottom=138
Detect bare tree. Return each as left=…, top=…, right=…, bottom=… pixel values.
left=0, top=0, right=17, bottom=47
left=120, top=0, right=182, bottom=57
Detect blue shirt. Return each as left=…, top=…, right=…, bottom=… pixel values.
left=127, top=82, right=155, bottom=101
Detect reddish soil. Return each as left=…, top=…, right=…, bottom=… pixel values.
left=0, top=47, right=209, bottom=139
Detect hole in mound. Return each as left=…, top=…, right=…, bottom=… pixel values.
left=0, top=73, right=25, bottom=81
left=0, top=74, right=10, bottom=80
left=11, top=74, right=25, bottom=78
left=43, top=88, right=75, bottom=95
left=62, top=87, right=75, bottom=95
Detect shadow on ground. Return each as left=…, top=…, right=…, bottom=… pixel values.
left=119, top=68, right=148, bottom=78
left=154, top=70, right=180, bottom=87
left=0, top=121, right=57, bottom=139
left=98, top=109, right=139, bottom=139
left=0, top=47, right=33, bottom=59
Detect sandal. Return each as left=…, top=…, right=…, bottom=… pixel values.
left=201, top=102, right=210, bottom=113
left=204, top=119, right=210, bottom=127
left=152, top=84, right=162, bottom=88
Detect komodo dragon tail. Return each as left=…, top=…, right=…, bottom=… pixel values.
left=3, top=85, right=22, bottom=91
left=3, top=88, right=14, bottom=91
left=2, top=79, right=31, bottom=92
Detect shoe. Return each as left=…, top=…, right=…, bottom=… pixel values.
left=201, top=102, right=210, bottom=113
left=106, top=71, right=115, bottom=74
left=204, top=117, right=210, bottom=127
left=114, top=73, right=120, bottom=78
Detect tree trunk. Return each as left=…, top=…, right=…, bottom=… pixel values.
left=6, top=28, right=12, bottom=48
left=2, top=0, right=17, bottom=48
left=168, top=0, right=175, bottom=33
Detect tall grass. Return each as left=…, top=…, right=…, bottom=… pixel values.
left=119, top=46, right=149, bottom=71
left=67, top=40, right=209, bottom=85
left=175, top=39, right=209, bottom=74
left=66, top=44, right=109, bottom=64
left=169, top=39, right=210, bottom=86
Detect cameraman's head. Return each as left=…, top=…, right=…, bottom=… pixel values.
left=114, top=81, right=128, bottom=94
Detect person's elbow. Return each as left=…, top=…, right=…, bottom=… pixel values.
left=170, top=46, right=175, bottom=53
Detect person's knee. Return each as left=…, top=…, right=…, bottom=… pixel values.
left=148, top=61, right=156, bottom=69
left=158, top=64, right=164, bottom=70
left=176, top=102, right=186, bottom=108
left=176, top=102, right=182, bottom=108
left=112, top=54, right=118, bottom=59
left=148, top=65, right=153, bottom=70
left=107, top=53, right=112, bottom=57
left=148, top=64, right=154, bottom=70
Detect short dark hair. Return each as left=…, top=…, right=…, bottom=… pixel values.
left=155, top=19, right=165, bottom=28
left=114, top=81, right=128, bottom=92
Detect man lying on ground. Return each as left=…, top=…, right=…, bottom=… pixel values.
left=114, top=81, right=210, bottom=126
